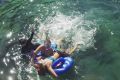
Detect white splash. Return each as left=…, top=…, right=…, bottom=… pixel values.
left=26, top=67, right=33, bottom=73
left=29, top=0, right=33, bottom=2
left=6, top=32, right=13, bottom=38
left=0, top=71, right=3, bottom=74
left=111, top=31, right=114, bottom=35
left=2, top=21, right=5, bottom=24
left=37, top=12, right=96, bottom=50
left=7, top=58, right=10, bottom=63
left=3, top=58, right=7, bottom=66
left=6, top=53, right=10, bottom=57
left=8, top=76, right=13, bottom=80
left=10, top=68, right=16, bottom=74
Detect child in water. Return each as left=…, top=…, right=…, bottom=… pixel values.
left=32, top=37, right=80, bottom=77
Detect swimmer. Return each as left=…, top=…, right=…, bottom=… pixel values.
left=33, top=41, right=79, bottom=77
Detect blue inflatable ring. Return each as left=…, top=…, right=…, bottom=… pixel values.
left=52, top=57, right=74, bottom=75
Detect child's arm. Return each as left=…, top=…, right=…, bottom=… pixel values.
left=69, top=44, right=80, bottom=54
left=34, top=45, right=43, bottom=55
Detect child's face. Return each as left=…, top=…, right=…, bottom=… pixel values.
left=44, top=41, right=51, bottom=48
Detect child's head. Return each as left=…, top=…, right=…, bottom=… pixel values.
left=44, top=39, right=51, bottom=48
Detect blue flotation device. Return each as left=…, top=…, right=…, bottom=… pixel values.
left=52, top=57, right=74, bottom=75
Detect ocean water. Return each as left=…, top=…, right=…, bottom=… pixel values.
left=0, top=0, right=120, bottom=80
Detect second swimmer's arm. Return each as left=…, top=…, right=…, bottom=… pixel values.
left=34, top=45, right=43, bottom=55
left=69, top=44, right=78, bottom=54
left=28, top=30, right=34, bottom=43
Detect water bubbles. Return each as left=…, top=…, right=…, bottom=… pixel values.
left=6, top=32, right=13, bottom=38
left=8, top=39, right=13, bottom=44
left=52, top=6, right=58, bottom=9
left=10, top=68, right=16, bottom=74
left=8, top=76, right=13, bottom=80
left=6, top=53, right=10, bottom=57
left=29, top=0, right=33, bottom=2
left=26, top=12, right=28, bottom=15
left=26, top=67, right=33, bottom=74
left=29, top=11, right=32, bottom=14
left=16, top=61, right=21, bottom=66
left=34, top=17, right=39, bottom=22
left=0, top=71, right=3, bottom=75
left=11, top=48, right=14, bottom=51
left=7, top=58, right=10, bottom=63
left=74, top=66, right=79, bottom=74
left=13, top=52, right=19, bottom=56
left=3, top=58, right=7, bottom=66
left=81, top=75, right=85, bottom=78
left=2, top=21, right=5, bottom=24
left=12, top=56, right=19, bottom=61
left=38, top=9, right=40, bottom=12
left=22, top=6, right=25, bottom=9
left=111, top=31, right=114, bottom=35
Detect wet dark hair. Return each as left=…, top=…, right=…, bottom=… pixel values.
left=38, top=69, right=46, bottom=76
left=19, top=39, right=27, bottom=45
left=44, top=39, right=51, bottom=48
left=44, top=39, right=51, bottom=44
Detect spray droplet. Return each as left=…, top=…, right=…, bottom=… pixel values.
left=6, top=32, right=13, bottom=38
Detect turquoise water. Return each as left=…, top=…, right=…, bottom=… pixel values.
left=0, top=0, right=120, bottom=80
